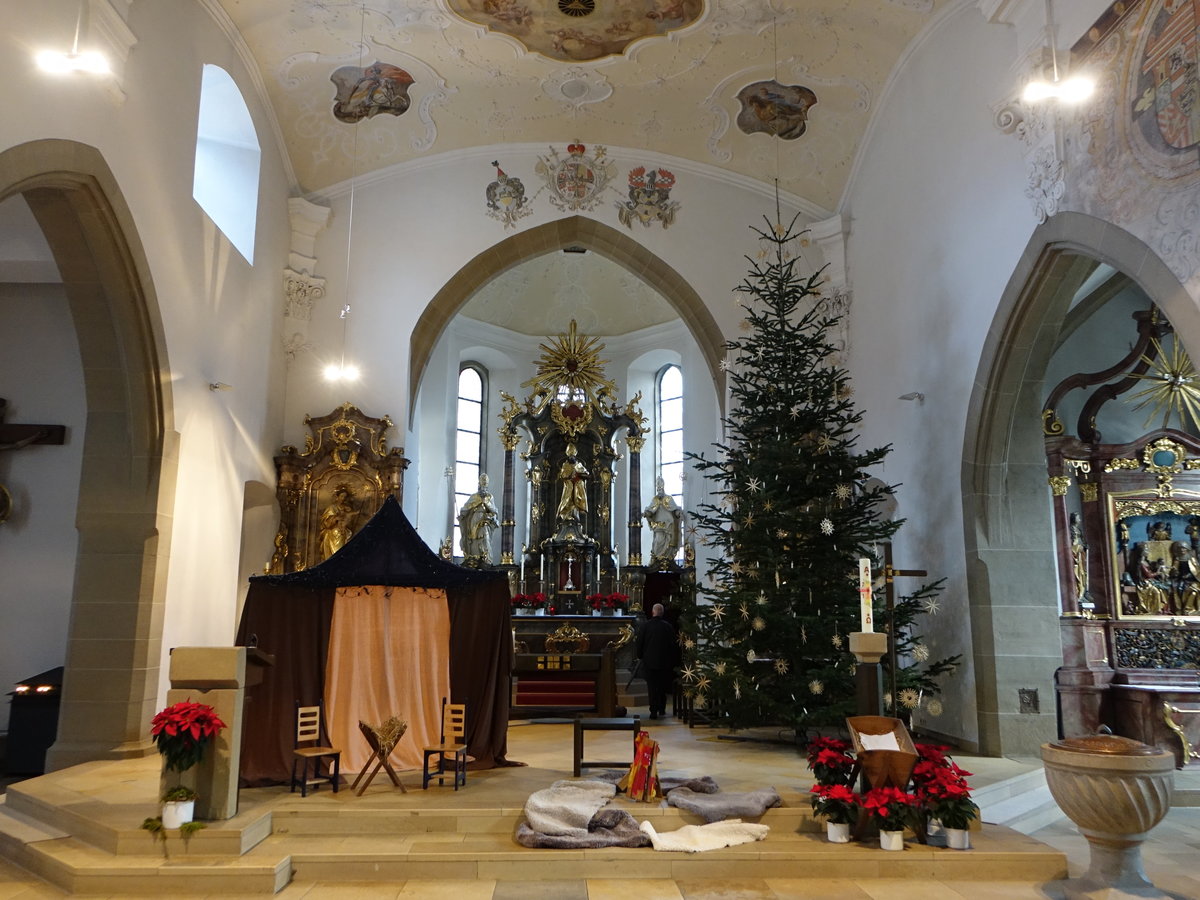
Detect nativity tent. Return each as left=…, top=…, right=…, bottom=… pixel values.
left=235, top=496, right=512, bottom=786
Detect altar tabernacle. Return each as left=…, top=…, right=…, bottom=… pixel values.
left=236, top=496, right=512, bottom=786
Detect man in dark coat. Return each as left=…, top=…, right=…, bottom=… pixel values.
left=635, top=603, right=677, bottom=720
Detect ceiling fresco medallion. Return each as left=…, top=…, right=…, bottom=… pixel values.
left=446, top=0, right=704, bottom=61
left=736, top=80, right=818, bottom=140
left=330, top=61, right=414, bottom=123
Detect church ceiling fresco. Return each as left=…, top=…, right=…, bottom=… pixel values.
left=212, top=0, right=948, bottom=210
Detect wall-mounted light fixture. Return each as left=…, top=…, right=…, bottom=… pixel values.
left=1022, top=0, right=1093, bottom=104
left=208, top=382, right=233, bottom=392
left=36, top=0, right=110, bottom=75
left=898, top=392, right=925, bottom=403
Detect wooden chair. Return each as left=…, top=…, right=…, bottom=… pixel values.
left=291, top=701, right=341, bottom=797
left=421, top=697, right=468, bottom=790
left=350, top=716, right=409, bottom=796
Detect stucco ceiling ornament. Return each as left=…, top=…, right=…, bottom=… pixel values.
left=534, top=142, right=618, bottom=212
left=543, top=66, right=613, bottom=107
left=1025, top=145, right=1066, bottom=223
left=283, top=332, right=314, bottom=364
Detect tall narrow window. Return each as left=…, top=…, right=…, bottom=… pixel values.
left=454, top=365, right=485, bottom=555
left=657, top=364, right=684, bottom=523
left=193, top=65, right=261, bottom=263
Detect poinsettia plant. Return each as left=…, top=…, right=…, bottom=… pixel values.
left=805, top=736, right=855, bottom=786
left=862, top=786, right=919, bottom=832
left=911, top=744, right=977, bottom=830
left=511, top=592, right=547, bottom=610
left=151, top=700, right=228, bottom=773
left=588, top=592, right=630, bottom=611
left=809, top=782, right=859, bottom=825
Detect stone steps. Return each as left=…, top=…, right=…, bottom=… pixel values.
left=975, top=768, right=1065, bottom=834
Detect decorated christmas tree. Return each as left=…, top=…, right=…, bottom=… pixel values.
left=682, top=214, right=954, bottom=733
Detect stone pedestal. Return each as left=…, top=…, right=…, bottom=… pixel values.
left=1041, top=734, right=1175, bottom=900
left=162, top=647, right=268, bottom=821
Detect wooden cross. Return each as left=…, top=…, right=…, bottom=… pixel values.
left=0, top=398, right=66, bottom=450
left=0, top=398, right=66, bottom=524
left=883, top=542, right=927, bottom=712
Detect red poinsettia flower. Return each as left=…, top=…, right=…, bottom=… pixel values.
left=862, top=786, right=918, bottom=832
left=809, top=782, right=859, bottom=825
left=150, top=700, right=228, bottom=773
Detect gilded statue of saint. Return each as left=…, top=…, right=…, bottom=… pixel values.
left=319, top=485, right=357, bottom=560
left=457, top=473, right=498, bottom=564
left=556, top=443, right=589, bottom=521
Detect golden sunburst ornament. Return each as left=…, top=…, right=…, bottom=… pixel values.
left=1127, top=337, right=1200, bottom=431
left=521, top=319, right=617, bottom=404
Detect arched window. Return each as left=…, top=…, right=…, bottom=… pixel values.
left=454, top=364, right=486, bottom=555
left=657, top=363, right=684, bottom=515
left=193, top=65, right=261, bottom=263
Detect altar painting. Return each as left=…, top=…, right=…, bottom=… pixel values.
left=1111, top=497, right=1200, bottom=618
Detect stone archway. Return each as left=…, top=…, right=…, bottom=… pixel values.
left=408, top=216, right=726, bottom=416
left=0, top=140, right=174, bottom=769
left=962, top=211, right=1198, bottom=756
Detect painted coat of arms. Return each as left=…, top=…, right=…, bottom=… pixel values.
left=616, top=166, right=679, bottom=229
left=535, top=142, right=616, bottom=212
left=1133, top=0, right=1200, bottom=157
left=485, top=161, right=533, bottom=229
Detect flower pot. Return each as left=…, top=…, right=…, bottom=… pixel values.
left=879, top=829, right=905, bottom=851
left=592, top=609, right=601, bottom=616
left=944, top=827, right=970, bottom=850
left=515, top=608, right=530, bottom=616
left=161, top=799, right=194, bottom=829
left=826, top=821, right=850, bottom=843
left=534, top=607, right=546, bottom=616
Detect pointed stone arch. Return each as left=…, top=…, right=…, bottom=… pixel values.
left=0, top=140, right=175, bottom=768
left=962, top=211, right=1198, bottom=756
left=408, top=216, right=726, bottom=417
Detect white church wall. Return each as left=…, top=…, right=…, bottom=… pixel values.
left=0, top=2, right=294, bottom=709
left=0, top=283, right=85, bottom=734
left=845, top=4, right=1039, bottom=748
left=287, top=145, right=823, bottom=454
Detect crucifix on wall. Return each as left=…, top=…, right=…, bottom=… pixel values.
left=0, top=398, right=66, bottom=524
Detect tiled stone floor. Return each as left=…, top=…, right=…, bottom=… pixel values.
left=2, top=712, right=1197, bottom=899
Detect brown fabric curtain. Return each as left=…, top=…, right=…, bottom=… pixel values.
left=235, top=583, right=334, bottom=787
left=325, top=585, right=451, bottom=772
left=448, top=577, right=513, bottom=769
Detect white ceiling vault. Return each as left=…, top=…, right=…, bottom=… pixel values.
left=210, top=0, right=950, bottom=211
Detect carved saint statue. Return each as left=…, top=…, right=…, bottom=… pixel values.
left=556, top=443, right=589, bottom=522
left=319, top=485, right=357, bottom=560
left=1171, top=541, right=1200, bottom=615
left=457, top=473, right=498, bottom=564
left=1069, top=512, right=1088, bottom=602
left=643, top=476, right=683, bottom=567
